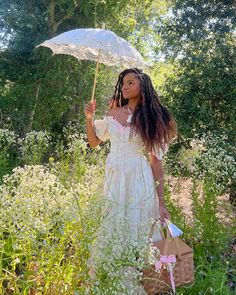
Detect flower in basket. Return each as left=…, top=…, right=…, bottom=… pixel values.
left=146, top=243, right=161, bottom=265
left=164, top=218, right=183, bottom=237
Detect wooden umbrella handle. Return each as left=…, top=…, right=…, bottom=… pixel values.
left=91, top=48, right=101, bottom=103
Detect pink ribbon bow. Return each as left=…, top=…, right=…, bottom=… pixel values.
left=155, top=255, right=177, bottom=294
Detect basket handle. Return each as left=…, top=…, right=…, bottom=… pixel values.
left=149, top=219, right=183, bottom=261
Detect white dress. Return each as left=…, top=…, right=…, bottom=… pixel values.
left=94, top=114, right=167, bottom=242
left=90, top=113, right=168, bottom=294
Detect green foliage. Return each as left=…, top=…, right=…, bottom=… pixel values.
left=155, top=0, right=236, bottom=143
left=163, top=42, right=236, bottom=141
left=0, top=0, right=168, bottom=135
left=0, top=138, right=105, bottom=293
left=51, top=123, right=108, bottom=186
left=0, top=128, right=18, bottom=181
left=18, top=130, right=51, bottom=165
left=0, top=2, right=235, bottom=292
left=165, top=177, right=235, bottom=295
left=157, top=0, right=235, bottom=60
left=0, top=131, right=235, bottom=293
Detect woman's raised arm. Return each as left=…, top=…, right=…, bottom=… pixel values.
left=84, top=100, right=102, bottom=148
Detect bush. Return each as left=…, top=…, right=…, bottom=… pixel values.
left=0, top=128, right=18, bottom=181
left=18, top=131, right=51, bottom=165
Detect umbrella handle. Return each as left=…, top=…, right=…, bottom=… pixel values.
left=91, top=48, right=101, bottom=103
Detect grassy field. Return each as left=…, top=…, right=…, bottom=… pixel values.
left=0, top=128, right=235, bottom=294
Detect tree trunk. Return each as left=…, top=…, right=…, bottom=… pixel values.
left=47, top=0, right=79, bottom=36
left=24, top=84, right=40, bottom=135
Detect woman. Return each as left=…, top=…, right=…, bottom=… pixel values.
left=84, top=68, right=177, bottom=292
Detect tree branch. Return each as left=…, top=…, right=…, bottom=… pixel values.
left=53, top=14, right=71, bottom=33
left=48, top=0, right=56, bottom=36
left=47, top=0, right=80, bottom=36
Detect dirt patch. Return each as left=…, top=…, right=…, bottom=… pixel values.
left=166, top=176, right=194, bottom=220
left=166, top=176, right=235, bottom=227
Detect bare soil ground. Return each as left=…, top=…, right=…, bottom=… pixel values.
left=166, top=175, right=235, bottom=227
left=166, top=176, right=194, bottom=220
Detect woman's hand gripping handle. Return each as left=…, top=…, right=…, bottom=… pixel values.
left=84, top=100, right=101, bottom=148
left=84, top=99, right=96, bottom=119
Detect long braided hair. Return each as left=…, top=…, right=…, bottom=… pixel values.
left=109, top=68, right=177, bottom=153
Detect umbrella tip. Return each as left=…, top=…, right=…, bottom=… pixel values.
left=102, top=23, right=106, bottom=30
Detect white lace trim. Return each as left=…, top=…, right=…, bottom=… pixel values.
left=38, top=29, right=149, bottom=67
left=39, top=42, right=146, bottom=68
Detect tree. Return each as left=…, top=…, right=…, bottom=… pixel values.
left=154, top=0, right=236, bottom=206
left=155, top=0, right=236, bottom=143
left=0, top=0, right=167, bottom=134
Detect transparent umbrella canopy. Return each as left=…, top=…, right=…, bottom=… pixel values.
left=37, top=28, right=147, bottom=101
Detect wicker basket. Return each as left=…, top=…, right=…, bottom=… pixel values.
left=142, top=223, right=194, bottom=294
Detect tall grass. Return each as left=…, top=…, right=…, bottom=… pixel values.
left=0, top=128, right=235, bottom=294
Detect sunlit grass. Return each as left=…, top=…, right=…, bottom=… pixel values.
left=0, top=128, right=235, bottom=294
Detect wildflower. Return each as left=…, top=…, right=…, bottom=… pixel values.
left=18, top=130, right=51, bottom=165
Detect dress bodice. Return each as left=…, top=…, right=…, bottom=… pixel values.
left=107, top=116, right=145, bottom=157
left=93, top=115, right=167, bottom=162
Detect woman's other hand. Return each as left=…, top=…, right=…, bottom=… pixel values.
left=159, top=204, right=171, bottom=222
left=84, top=100, right=96, bottom=119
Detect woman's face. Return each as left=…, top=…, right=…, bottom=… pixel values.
left=121, top=73, right=141, bottom=100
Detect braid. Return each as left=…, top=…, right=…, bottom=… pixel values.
left=110, top=68, right=177, bottom=152
left=109, top=72, right=128, bottom=108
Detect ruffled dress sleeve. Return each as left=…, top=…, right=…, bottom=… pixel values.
left=150, top=143, right=169, bottom=160
left=93, top=117, right=110, bottom=141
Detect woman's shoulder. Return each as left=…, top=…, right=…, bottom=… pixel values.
left=105, top=107, right=124, bottom=117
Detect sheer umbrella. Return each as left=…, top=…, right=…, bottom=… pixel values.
left=37, top=28, right=147, bottom=102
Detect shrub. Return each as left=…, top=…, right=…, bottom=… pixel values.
left=18, top=131, right=51, bottom=165
left=0, top=128, right=18, bottom=181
